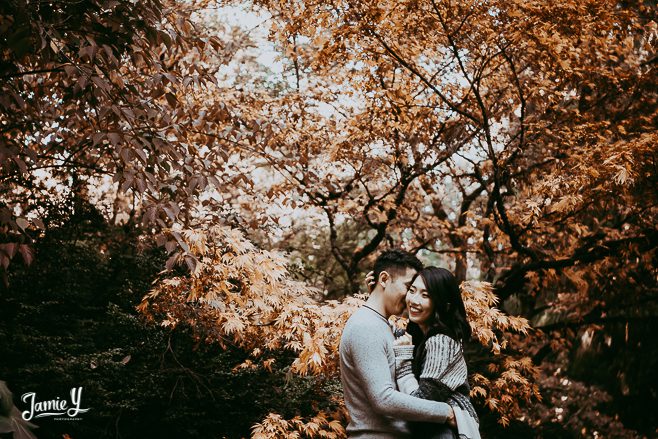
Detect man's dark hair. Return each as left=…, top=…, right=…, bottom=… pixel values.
left=373, top=249, right=423, bottom=281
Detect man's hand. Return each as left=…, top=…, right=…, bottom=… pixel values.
left=446, top=407, right=457, bottom=429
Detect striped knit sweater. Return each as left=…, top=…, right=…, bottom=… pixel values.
left=394, top=334, right=481, bottom=439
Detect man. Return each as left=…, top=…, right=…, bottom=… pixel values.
left=339, top=249, right=456, bottom=438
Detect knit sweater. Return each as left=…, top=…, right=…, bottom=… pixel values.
left=339, top=307, right=452, bottom=438
left=394, top=334, right=481, bottom=439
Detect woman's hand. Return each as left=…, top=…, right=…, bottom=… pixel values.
left=365, top=270, right=376, bottom=292
left=393, top=332, right=413, bottom=346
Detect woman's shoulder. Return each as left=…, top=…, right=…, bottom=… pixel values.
left=425, top=333, right=462, bottom=352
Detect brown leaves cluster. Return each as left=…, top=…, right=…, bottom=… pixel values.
left=139, top=224, right=365, bottom=377
left=251, top=410, right=348, bottom=439
left=461, top=281, right=539, bottom=426
left=462, top=280, right=530, bottom=354
left=1, top=0, right=239, bottom=272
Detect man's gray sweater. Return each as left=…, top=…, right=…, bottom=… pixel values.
left=339, top=307, right=451, bottom=438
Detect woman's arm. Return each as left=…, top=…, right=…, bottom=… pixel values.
left=394, top=335, right=468, bottom=396
left=394, top=342, right=459, bottom=409
left=420, top=335, right=468, bottom=391
left=393, top=344, right=419, bottom=394
left=392, top=341, right=458, bottom=428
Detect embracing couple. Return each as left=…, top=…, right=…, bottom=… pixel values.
left=339, top=249, right=481, bottom=439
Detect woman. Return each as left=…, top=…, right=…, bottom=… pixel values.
left=393, top=266, right=481, bottom=439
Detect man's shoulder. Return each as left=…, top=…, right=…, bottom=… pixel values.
left=341, top=309, right=392, bottom=364
left=342, top=309, right=389, bottom=342
left=344, top=308, right=384, bottom=330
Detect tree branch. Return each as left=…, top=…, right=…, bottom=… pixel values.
left=496, top=230, right=658, bottom=300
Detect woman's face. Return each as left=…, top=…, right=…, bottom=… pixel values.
left=406, top=276, right=434, bottom=329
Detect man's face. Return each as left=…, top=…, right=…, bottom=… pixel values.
left=382, top=267, right=417, bottom=317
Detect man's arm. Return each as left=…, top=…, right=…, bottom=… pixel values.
left=349, top=326, right=452, bottom=423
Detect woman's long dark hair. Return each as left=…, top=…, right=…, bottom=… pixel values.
left=406, top=266, right=472, bottom=377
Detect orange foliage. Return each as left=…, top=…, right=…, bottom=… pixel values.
left=139, top=225, right=365, bottom=376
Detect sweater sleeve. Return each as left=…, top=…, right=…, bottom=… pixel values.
left=393, top=344, right=419, bottom=395
left=348, top=324, right=452, bottom=423
left=420, top=335, right=468, bottom=391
